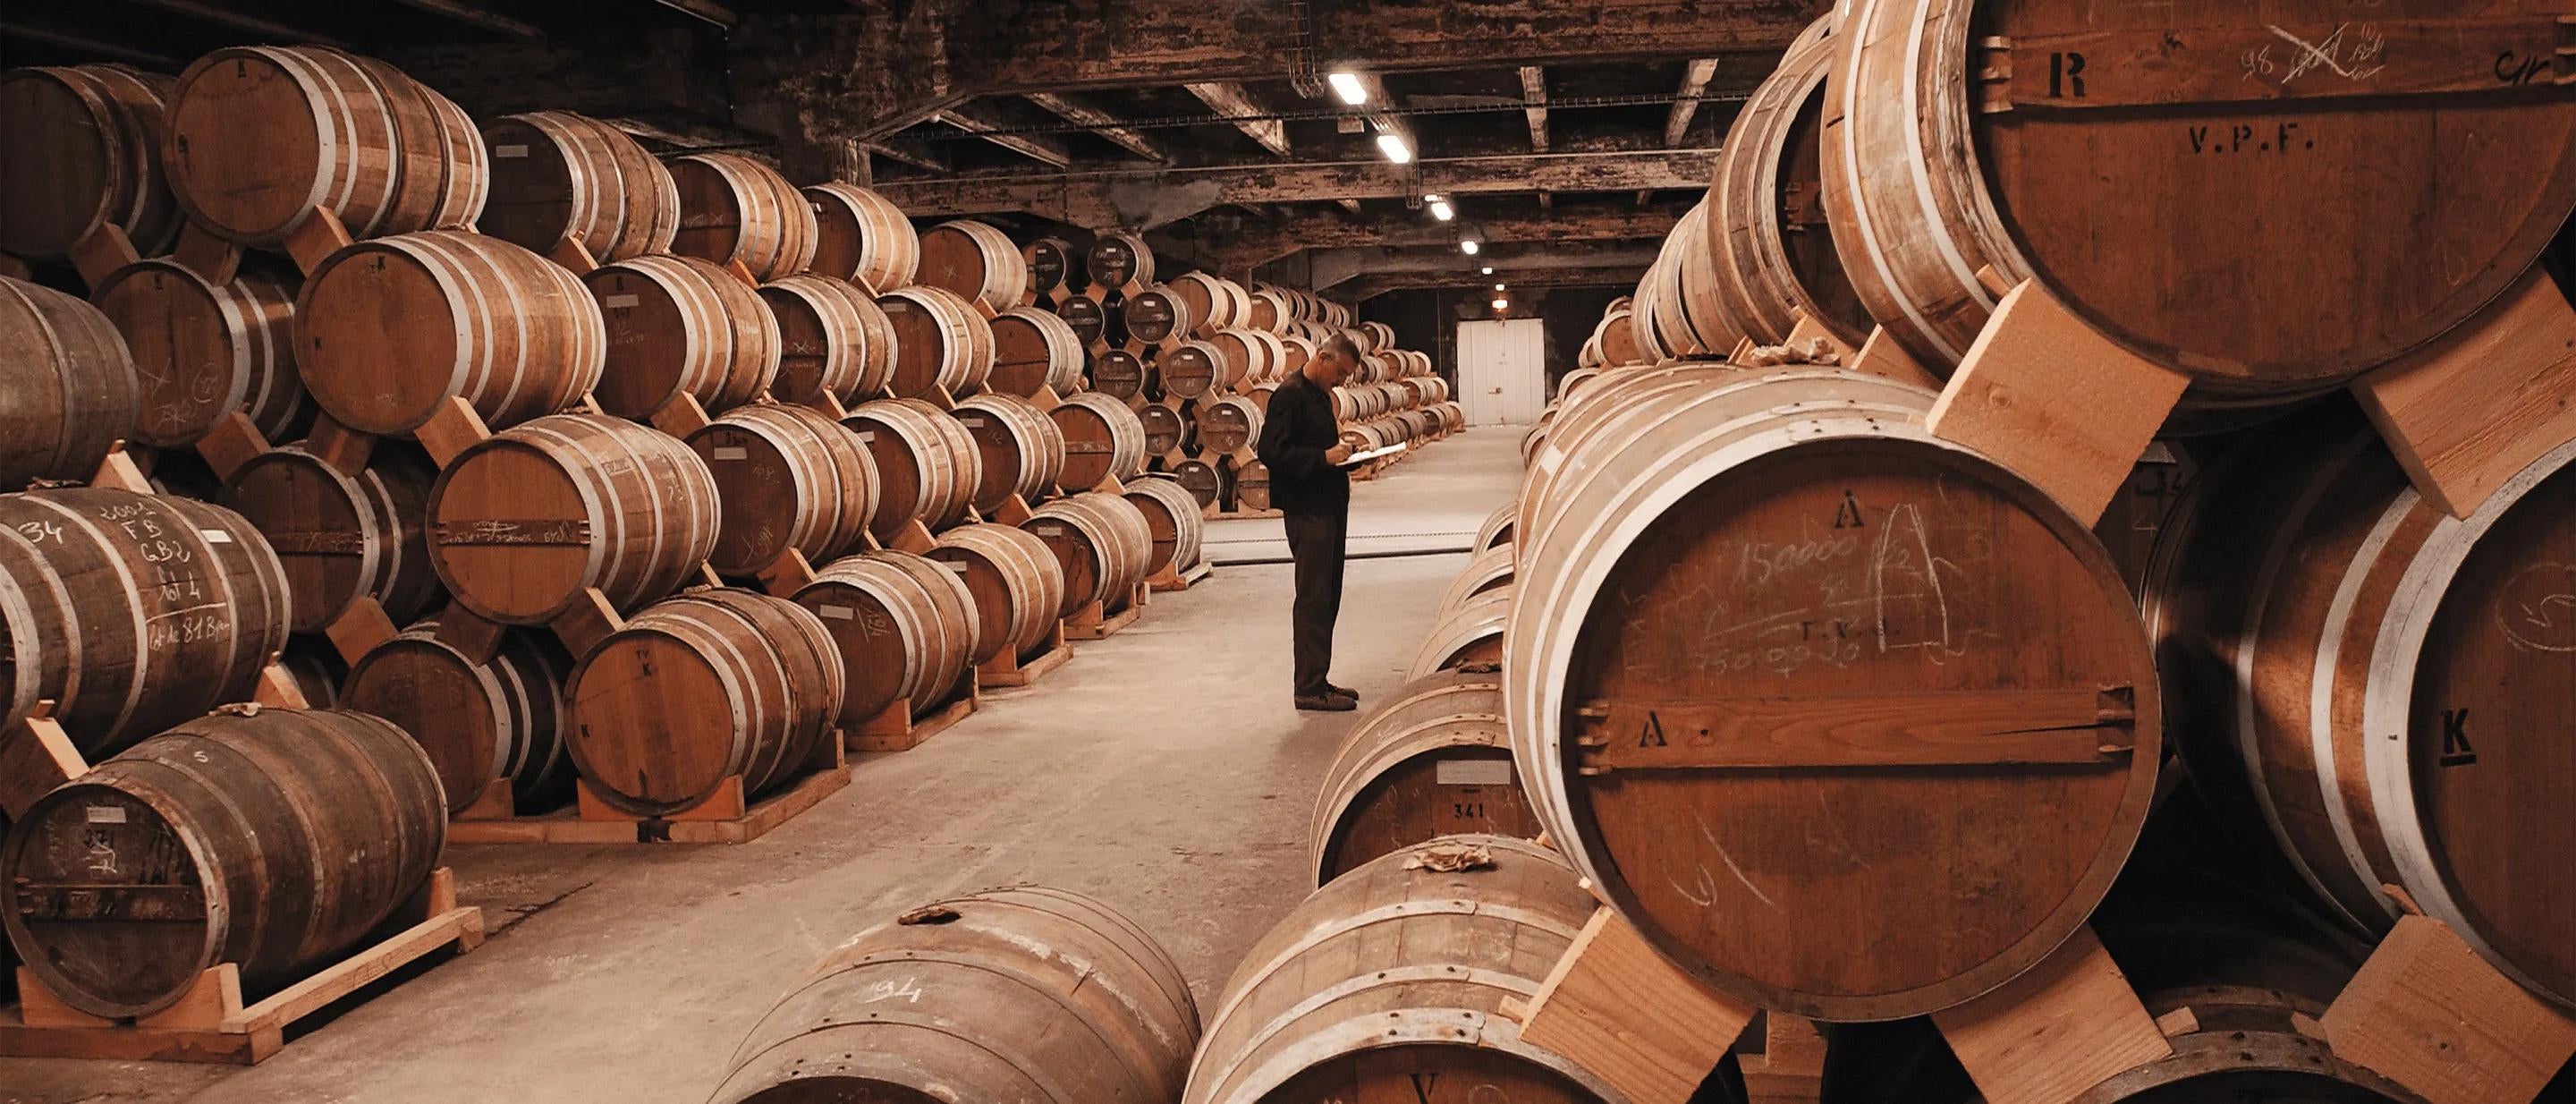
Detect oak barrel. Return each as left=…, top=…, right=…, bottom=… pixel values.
left=987, top=306, right=1087, bottom=398
left=1409, top=586, right=1509, bottom=678
left=1117, top=284, right=1188, bottom=345
left=1309, top=668, right=1540, bottom=885
left=802, top=183, right=918, bottom=293
left=1168, top=459, right=1221, bottom=509
left=480, top=111, right=679, bottom=264
left=1436, top=543, right=1516, bottom=618
left=0, top=490, right=289, bottom=756
left=586, top=252, right=780, bottom=419
left=344, top=621, right=576, bottom=816
left=1156, top=340, right=1224, bottom=401
left=794, top=550, right=977, bottom=722
left=568, top=590, right=841, bottom=816
left=843, top=397, right=981, bottom=538
left=952, top=394, right=1067, bottom=514
left=0, top=276, right=140, bottom=489
left=1089, top=347, right=1147, bottom=403
left=1022, top=492, right=1152, bottom=616
left=1824, top=0, right=2576, bottom=411
left=1, top=708, right=445, bottom=1019
left=2146, top=407, right=2576, bottom=1007
left=1049, top=391, right=1148, bottom=490
left=666, top=151, right=815, bottom=282
left=1138, top=402, right=1187, bottom=457
left=1183, top=836, right=1621, bottom=1103
left=1705, top=18, right=1870, bottom=348
left=928, top=522, right=1066, bottom=666
left=708, top=886, right=1199, bottom=1104
left=877, top=284, right=996, bottom=399
left=0, top=64, right=183, bottom=259
left=1054, top=293, right=1106, bottom=346
left=1194, top=395, right=1263, bottom=456
left=295, top=230, right=605, bottom=436
left=428, top=413, right=720, bottom=624
left=1170, top=272, right=1247, bottom=336
left=685, top=403, right=879, bottom=577
left=1023, top=236, right=1072, bottom=298
left=276, top=639, right=344, bottom=708
left=758, top=273, right=894, bottom=407
left=220, top=442, right=443, bottom=633
left=917, top=218, right=1029, bottom=314
left=1085, top=232, right=1153, bottom=290
left=1121, top=475, right=1206, bottom=578
left=1508, top=367, right=2159, bottom=1021
left=93, top=260, right=311, bottom=450
left=1230, top=459, right=1271, bottom=512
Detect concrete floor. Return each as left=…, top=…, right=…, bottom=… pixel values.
left=1, top=427, right=1527, bottom=1104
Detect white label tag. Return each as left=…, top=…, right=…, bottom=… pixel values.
left=855, top=431, right=876, bottom=442
left=200, top=530, right=233, bottom=544
left=1436, top=759, right=1514, bottom=786
left=1033, top=523, right=1065, bottom=536
left=86, top=805, right=127, bottom=825
left=959, top=417, right=986, bottom=428
left=819, top=605, right=855, bottom=620
left=811, top=201, right=826, bottom=213
left=605, top=293, right=640, bottom=309
left=495, top=143, right=530, bottom=158
left=712, top=446, right=750, bottom=461
left=942, top=562, right=969, bottom=573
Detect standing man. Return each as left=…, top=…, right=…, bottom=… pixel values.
left=1257, top=332, right=1361, bottom=711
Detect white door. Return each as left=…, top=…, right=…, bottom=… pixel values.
left=1457, top=318, right=1545, bottom=426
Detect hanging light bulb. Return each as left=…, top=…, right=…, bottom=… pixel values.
left=1491, top=298, right=1510, bottom=311
left=1328, top=72, right=1369, bottom=106
left=1480, top=266, right=1494, bottom=275
left=1460, top=239, right=1480, bottom=255
left=1428, top=199, right=1454, bottom=222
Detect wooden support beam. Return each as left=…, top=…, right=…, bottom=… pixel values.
left=862, top=139, right=953, bottom=174
left=120, top=0, right=353, bottom=48
left=1310, top=240, right=1662, bottom=291
left=1185, top=81, right=1291, bottom=157
left=1664, top=57, right=1723, bottom=146
left=1206, top=200, right=1685, bottom=268
left=1341, top=263, right=1654, bottom=301
left=653, top=0, right=737, bottom=27
left=1520, top=66, right=1552, bottom=152
left=935, top=102, right=1072, bottom=168
left=395, top=0, right=543, bottom=39
left=1024, top=91, right=1170, bottom=162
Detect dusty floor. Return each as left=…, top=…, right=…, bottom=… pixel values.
left=0, top=427, right=1525, bottom=1104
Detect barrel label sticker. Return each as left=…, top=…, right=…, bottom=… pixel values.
left=605, top=294, right=640, bottom=310
left=200, top=529, right=233, bottom=544
left=819, top=605, right=855, bottom=620
left=856, top=432, right=876, bottom=442
left=84, top=806, right=127, bottom=825
left=712, top=446, right=750, bottom=461
left=941, top=562, right=969, bottom=573
left=495, top=144, right=530, bottom=158
left=1436, top=760, right=1513, bottom=786
left=1033, top=523, right=1067, bottom=536
left=959, top=417, right=986, bottom=428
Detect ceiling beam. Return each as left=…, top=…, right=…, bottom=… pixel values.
left=1341, top=265, right=1652, bottom=301
left=1211, top=200, right=1685, bottom=268
left=1309, top=240, right=1664, bottom=291
left=1185, top=81, right=1291, bottom=157
left=395, top=0, right=542, bottom=39
left=934, top=102, right=1072, bottom=168
left=1519, top=66, right=1550, bottom=152
left=1023, top=92, right=1170, bottom=163
left=654, top=0, right=737, bottom=27
left=866, top=148, right=1718, bottom=230
left=121, top=0, right=353, bottom=48
left=864, top=139, right=953, bottom=174
left=1664, top=57, right=1723, bottom=146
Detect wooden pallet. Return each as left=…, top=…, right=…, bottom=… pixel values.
left=979, top=621, right=1072, bottom=688
left=0, top=868, right=483, bottom=1066
left=1064, top=582, right=1148, bottom=640
left=1146, top=556, right=1213, bottom=592
left=447, top=735, right=849, bottom=845
left=849, top=673, right=980, bottom=753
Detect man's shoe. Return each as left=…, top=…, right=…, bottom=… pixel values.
left=1295, top=692, right=1358, bottom=712
left=1325, top=682, right=1360, bottom=701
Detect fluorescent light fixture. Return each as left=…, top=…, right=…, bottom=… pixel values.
left=1428, top=199, right=1454, bottom=222
left=1328, top=71, right=1369, bottom=106
left=1459, top=238, right=1480, bottom=255
left=1494, top=283, right=1506, bottom=291
left=1491, top=298, right=1509, bottom=310
left=1375, top=132, right=1412, bottom=165
left=1480, top=266, right=1494, bottom=275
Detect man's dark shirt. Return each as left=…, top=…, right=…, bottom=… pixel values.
left=1255, top=371, right=1351, bottom=517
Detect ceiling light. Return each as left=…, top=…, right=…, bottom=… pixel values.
left=1375, top=132, right=1412, bottom=165
left=1494, top=283, right=1506, bottom=291
left=1480, top=266, right=1494, bottom=275
left=1491, top=298, right=1509, bottom=310
left=1428, top=199, right=1454, bottom=222
left=1460, top=239, right=1480, bottom=255
left=1328, top=72, right=1369, bottom=106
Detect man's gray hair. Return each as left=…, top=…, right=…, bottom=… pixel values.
left=1323, top=332, right=1363, bottom=363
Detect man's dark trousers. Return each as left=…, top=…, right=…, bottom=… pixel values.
left=1284, top=507, right=1347, bottom=698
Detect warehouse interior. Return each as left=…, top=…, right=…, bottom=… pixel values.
left=4, top=1, right=2576, bottom=1103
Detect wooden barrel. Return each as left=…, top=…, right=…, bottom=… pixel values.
left=1184, top=836, right=1616, bottom=1103
left=803, top=182, right=918, bottom=293
left=1410, top=586, right=1509, bottom=679
left=1630, top=204, right=1737, bottom=359
left=0, top=490, right=288, bottom=756
left=1122, top=476, right=1206, bottom=578
left=1309, top=668, right=1542, bottom=884
left=877, top=284, right=996, bottom=399
left=1704, top=19, right=1870, bottom=348
left=1022, top=492, right=1152, bottom=616
left=843, top=398, right=981, bottom=538
left=685, top=403, right=879, bottom=577
left=1054, top=293, right=1106, bottom=346
left=1049, top=392, right=1148, bottom=490
left=1085, top=232, right=1153, bottom=290
left=1023, top=236, right=1072, bottom=298
left=1437, top=544, right=1515, bottom=618
left=1169, top=459, right=1221, bottom=509
left=1826, top=0, right=2576, bottom=411
left=710, top=886, right=1199, bottom=1104
left=794, top=549, right=976, bottom=721
left=1245, top=287, right=1289, bottom=332
left=480, top=111, right=678, bottom=263
left=758, top=273, right=893, bottom=407
left=1138, top=402, right=1187, bottom=457
left=952, top=395, right=1067, bottom=514
left=928, top=522, right=1065, bottom=666
left=667, top=151, right=815, bottom=282
left=164, top=47, right=484, bottom=247
left=918, top=218, right=1029, bottom=314
left=1595, top=304, right=1644, bottom=367
left=1508, top=367, right=2158, bottom=1022
left=568, top=589, right=842, bottom=816
left=296, top=230, right=605, bottom=436
left=1156, top=340, right=1224, bottom=401
left=1089, top=347, right=1146, bottom=403
left=1117, top=284, right=1188, bottom=345
left=2146, top=408, right=2576, bottom=1007
left=1275, top=335, right=1313, bottom=379
left=587, top=253, right=780, bottom=419
left=1195, top=395, right=1263, bottom=455
left=987, top=306, right=1086, bottom=398
left=1170, top=272, right=1245, bottom=336
left=220, top=443, right=442, bottom=633
left=1231, top=459, right=1271, bottom=512
left=343, top=621, right=575, bottom=816
left=1, top=708, right=445, bottom=1020
left=93, top=260, right=309, bottom=450
left=0, top=276, right=139, bottom=488
left=0, top=64, right=183, bottom=259
left=277, top=639, right=345, bottom=709
left=1242, top=383, right=1277, bottom=415
left=1207, top=328, right=1275, bottom=392
left=1355, top=321, right=1395, bottom=352
left=428, top=413, right=720, bottom=624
